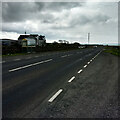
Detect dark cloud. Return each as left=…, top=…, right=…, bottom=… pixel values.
left=2, top=2, right=81, bottom=23
left=1, top=2, right=117, bottom=45
left=68, top=14, right=110, bottom=28
left=2, top=2, right=37, bottom=22
left=35, top=2, right=82, bottom=12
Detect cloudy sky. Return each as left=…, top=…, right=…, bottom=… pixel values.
left=1, top=0, right=119, bottom=45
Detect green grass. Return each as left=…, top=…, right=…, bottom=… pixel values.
left=104, top=48, right=120, bottom=56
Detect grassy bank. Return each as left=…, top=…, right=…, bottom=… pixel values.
left=104, top=47, right=120, bottom=56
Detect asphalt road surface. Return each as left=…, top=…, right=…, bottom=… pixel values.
left=2, top=47, right=103, bottom=118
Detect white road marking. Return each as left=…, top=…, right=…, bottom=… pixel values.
left=68, top=76, right=75, bottom=83
left=48, top=89, right=63, bottom=102
left=68, top=54, right=72, bottom=56
left=9, top=59, right=52, bottom=72
left=78, top=69, right=83, bottom=73
left=84, top=65, right=87, bottom=68
left=35, top=56, right=39, bottom=58
left=61, top=55, right=67, bottom=58
left=93, top=52, right=100, bottom=60
left=0, top=61, right=5, bottom=63
left=14, top=59, right=21, bottom=61
left=89, top=50, right=102, bottom=62
left=87, top=61, right=90, bottom=64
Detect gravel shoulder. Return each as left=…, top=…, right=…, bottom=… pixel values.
left=27, top=51, right=119, bottom=118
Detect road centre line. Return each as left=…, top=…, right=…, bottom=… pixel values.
left=48, top=89, right=63, bottom=102
left=9, top=59, right=52, bottom=72
left=68, top=76, right=75, bottom=83
left=35, top=56, right=39, bottom=58
left=78, top=69, right=83, bottom=73
left=14, top=58, right=21, bottom=61
left=68, top=54, right=72, bottom=56
left=61, top=55, right=67, bottom=58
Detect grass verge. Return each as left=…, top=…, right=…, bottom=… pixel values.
left=104, top=48, right=120, bottom=56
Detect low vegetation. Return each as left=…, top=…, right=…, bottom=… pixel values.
left=104, top=46, right=120, bottom=56
left=2, top=43, right=81, bottom=56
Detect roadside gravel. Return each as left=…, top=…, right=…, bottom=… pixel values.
left=38, top=52, right=119, bottom=118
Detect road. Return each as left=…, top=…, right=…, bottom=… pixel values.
left=2, top=47, right=103, bottom=118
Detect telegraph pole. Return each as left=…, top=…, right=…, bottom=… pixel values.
left=88, top=33, right=90, bottom=45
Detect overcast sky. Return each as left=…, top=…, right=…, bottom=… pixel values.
left=1, top=0, right=119, bottom=45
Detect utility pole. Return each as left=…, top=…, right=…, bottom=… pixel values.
left=88, top=33, right=90, bottom=45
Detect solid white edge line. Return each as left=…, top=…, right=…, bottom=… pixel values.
left=9, top=59, right=52, bottom=72
left=78, top=69, right=83, bottom=73
left=48, top=89, right=63, bottom=102
left=68, top=76, right=75, bottom=83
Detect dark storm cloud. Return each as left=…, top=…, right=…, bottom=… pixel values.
left=2, top=2, right=45, bottom=22
left=2, top=2, right=81, bottom=23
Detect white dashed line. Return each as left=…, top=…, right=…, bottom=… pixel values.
left=87, top=61, right=90, bottom=64
left=84, top=65, right=87, bottom=68
left=14, top=59, right=21, bottom=61
left=9, top=59, right=52, bottom=72
left=78, top=69, right=83, bottom=73
left=48, top=89, right=63, bottom=102
left=90, top=50, right=102, bottom=62
left=68, top=76, right=75, bottom=83
left=35, top=56, right=39, bottom=58
left=61, top=55, right=67, bottom=58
